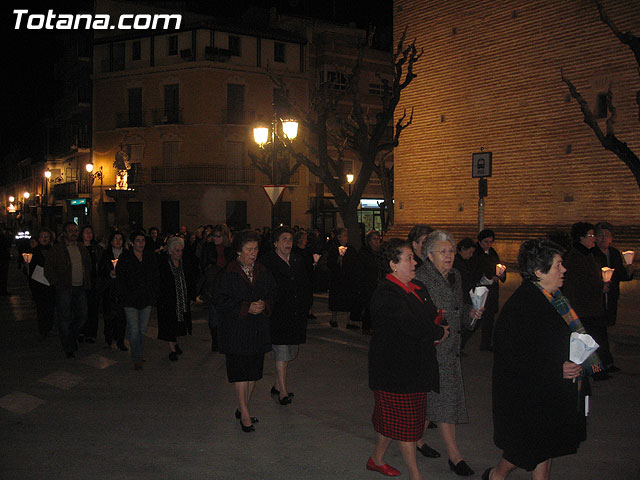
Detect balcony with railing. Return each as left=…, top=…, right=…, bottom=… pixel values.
left=128, top=165, right=299, bottom=186
left=116, top=111, right=146, bottom=128
left=152, top=108, right=183, bottom=125
left=51, top=179, right=92, bottom=199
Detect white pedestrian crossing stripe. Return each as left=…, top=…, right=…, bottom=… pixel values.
left=0, top=391, right=46, bottom=415
left=39, top=370, right=82, bottom=390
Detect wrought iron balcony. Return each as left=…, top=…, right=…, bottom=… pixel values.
left=116, top=111, right=146, bottom=128
left=152, top=109, right=183, bottom=125
left=129, top=165, right=299, bottom=186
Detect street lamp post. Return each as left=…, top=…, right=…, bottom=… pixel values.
left=346, top=172, right=354, bottom=196
left=253, top=108, right=298, bottom=226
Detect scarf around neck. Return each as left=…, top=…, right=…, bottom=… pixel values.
left=169, top=258, right=187, bottom=322
left=533, top=281, right=604, bottom=378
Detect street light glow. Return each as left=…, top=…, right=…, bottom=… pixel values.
left=86, top=163, right=95, bottom=173
left=23, top=192, right=30, bottom=199
left=346, top=173, right=354, bottom=184
left=44, top=169, right=52, bottom=179
left=8, top=196, right=15, bottom=203
left=253, top=126, right=269, bottom=146
left=282, top=120, right=298, bottom=140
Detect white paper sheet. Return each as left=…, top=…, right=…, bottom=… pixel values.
left=31, top=265, right=50, bottom=286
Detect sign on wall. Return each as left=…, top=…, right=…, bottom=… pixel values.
left=472, top=152, right=492, bottom=178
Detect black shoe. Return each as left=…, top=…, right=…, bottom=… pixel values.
left=169, top=352, right=179, bottom=361
left=607, top=365, right=621, bottom=373
left=65, top=351, right=75, bottom=358
left=448, top=459, right=474, bottom=477
left=346, top=323, right=359, bottom=330
left=482, top=468, right=492, bottom=480
left=239, top=419, right=255, bottom=432
left=426, top=421, right=438, bottom=429
left=416, top=443, right=440, bottom=458
left=117, top=343, right=128, bottom=352
left=329, top=320, right=338, bottom=328
left=175, top=344, right=183, bottom=355
left=85, top=337, right=96, bottom=344
left=279, top=395, right=292, bottom=405
left=271, top=386, right=294, bottom=398
left=479, top=345, right=493, bottom=352
left=235, top=409, right=258, bottom=423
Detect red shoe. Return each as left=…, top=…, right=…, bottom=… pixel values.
left=366, top=457, right=401, bottom=476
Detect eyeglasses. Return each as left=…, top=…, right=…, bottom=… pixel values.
left=585, top=234, right=595, bottom=238
left=212, top=234, right=222, bottom=238
left=435, top=249, right=456, bottom=256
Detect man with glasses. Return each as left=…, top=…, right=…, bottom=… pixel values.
left=562, top=222, right=610, bottom=380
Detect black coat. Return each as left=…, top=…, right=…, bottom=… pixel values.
left=353, top=244, right=381, bottom=306
left=369, top=278, right=444, bottom=394
left=591, top=246, right=634, bottom=324
left=493, top=281, right=586, bottom=470
left=199, top=242, right=235, bottom=303
left=471, top=245, right=505, bottom=315
left=157, top=254, right=196, bottom=341
left=562, top=243, right=604, bottom=320
left=261, top=250, right=312, bottom=345
left=213, top=260, right=276, bottom=355
left=115, top=249, right=159, bottom=309
left=327, top=241, right=358, bottom=312
left=453, top=253, right=474, bottom=305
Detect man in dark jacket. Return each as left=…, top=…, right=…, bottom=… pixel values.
left=591, top=222, right=634, bottom=373
left=44, top=222, right=91, bottom=358
left=562, top=222, right=610, bottom=380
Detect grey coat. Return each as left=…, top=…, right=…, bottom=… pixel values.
left=415, top=259, right=472, bottom=424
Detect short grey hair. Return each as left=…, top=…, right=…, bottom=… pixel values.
left=423, top=230, right=456, bottom=258
left=166, top=236, right=184, bottom=254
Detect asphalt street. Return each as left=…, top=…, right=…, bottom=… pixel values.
left=1, top=260, right=639, bottom=479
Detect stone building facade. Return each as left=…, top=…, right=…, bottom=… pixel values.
left=392, top=0, right=640, bottom=262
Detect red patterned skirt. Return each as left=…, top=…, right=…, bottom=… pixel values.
left=372, top=390, right=428, bottom=442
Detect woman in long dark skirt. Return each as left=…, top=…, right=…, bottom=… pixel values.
left=99, top=231, right=127, bottom=351
left=213, top=230, right=276, bottom=432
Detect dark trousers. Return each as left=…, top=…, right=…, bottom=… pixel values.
left=56, top=286, right=88, bottom=354
left=0, top=259, right=9, bottom=294
left=480, top=311, right=496, bottom=350
left=582, top=315, right=614, bottom=368
left=103, top=296, right=126, bottom=347
left=81, top=287, right=100, bottom=339
left=31, top=281, right=56, bottom=336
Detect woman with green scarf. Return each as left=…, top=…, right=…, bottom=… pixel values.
left=482, top=238, right=601, bottom=480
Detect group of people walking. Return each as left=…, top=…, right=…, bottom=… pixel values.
left=366, top=222, right=632, bottom=480
left=12, top=217, right=633, bottom=479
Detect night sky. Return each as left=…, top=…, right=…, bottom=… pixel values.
left=1, top=0, right=392, bottom=157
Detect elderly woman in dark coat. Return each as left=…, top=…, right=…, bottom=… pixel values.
left=28, top=228, right=56, bottom=340
left=483, top=238, right=590, bottom=480
left=415, top=231, right=483, bottom=477
left=327, top=227, right=358, bottom=329
left=213, top=230, right=276, bottom=432
left=157, top=236, right=196, bottom=361
left=368, top=238, right=449, bottom=480
left=261, top=226, right=312, bottom=405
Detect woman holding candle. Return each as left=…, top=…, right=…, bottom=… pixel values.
left=471, top=229, right=506, bottom=351
left=327, top=227, right=358, bottom=329
left=591, top=222, right=634, bottom=373
left=415, top=231, right=483, bottom=476
left=368, top=238, right=449, bottom=480
left=483, top=238, right=594, bottom=480
left=99, top=231, right=128, bottom=350
left=562, top=222, right=610, bottom=381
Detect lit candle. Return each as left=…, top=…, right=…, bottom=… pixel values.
left=622, top=251, right=635, bottom=265
left=22, top=252, right=33, bottom=264
left=111, top=259, right=118, bottom=268
left=601, top=267, right=614, bottom=283
left=496, top=263, right=507, bottom=276
left=338, top=246, right=348, bottom=256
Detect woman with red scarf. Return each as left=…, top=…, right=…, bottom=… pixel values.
left=367, top=238, right=449, bottom=479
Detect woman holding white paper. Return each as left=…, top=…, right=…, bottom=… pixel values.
left=483, top=238, right=595, bottom=480
left=415, top=231, right=482, bottom=476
